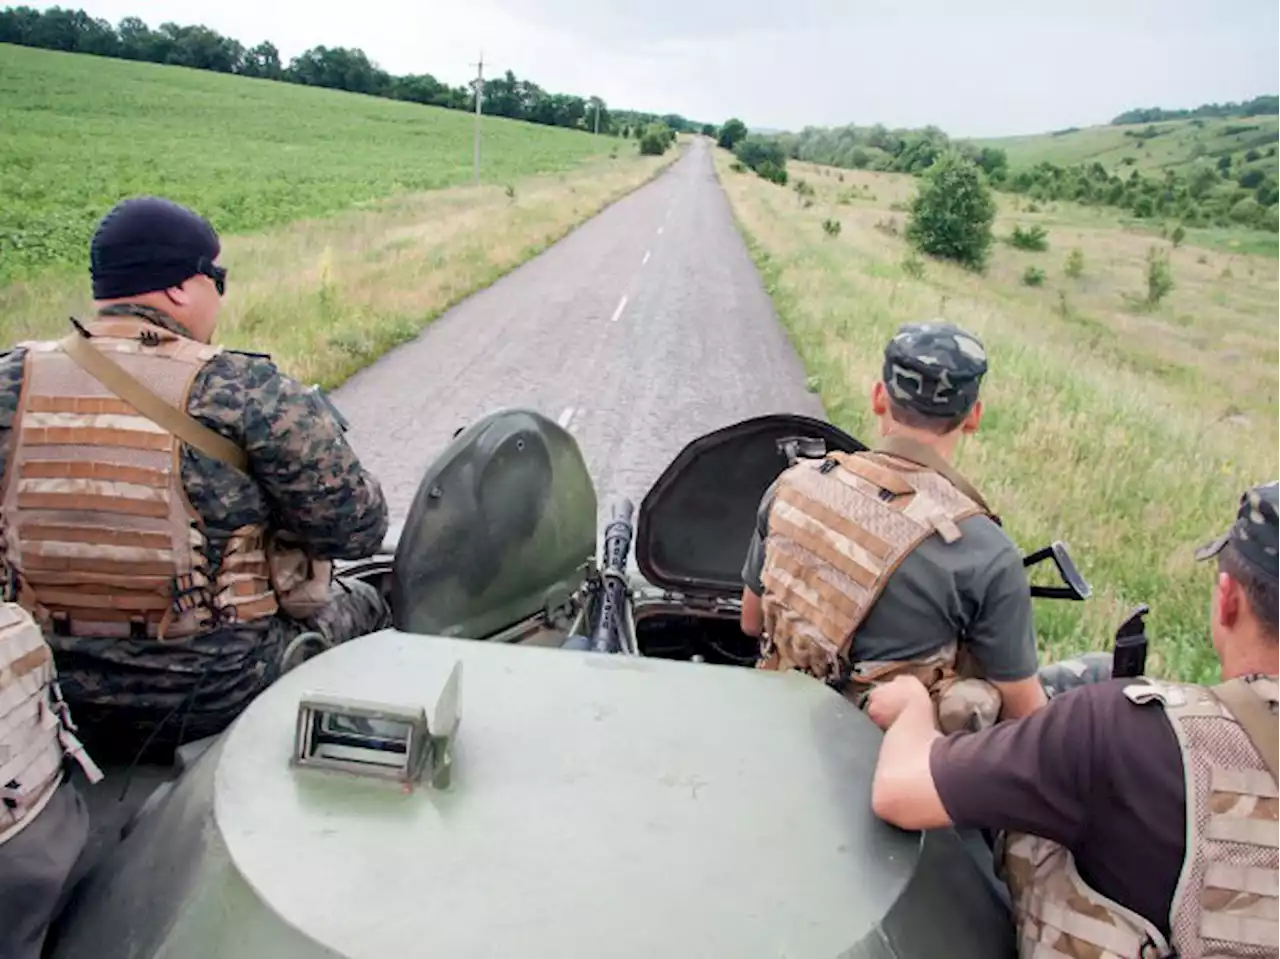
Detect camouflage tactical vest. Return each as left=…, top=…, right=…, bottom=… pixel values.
left=755, top=441, right=1001, bottom=733
left=0, top=602, right=102, bottom=844
left=999, top=674, right=1279, bottom=959
left=0, top=318, right=279, bottom=642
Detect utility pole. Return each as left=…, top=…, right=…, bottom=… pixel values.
left=471, top=51, right=485, bottom=185
left=593, top=97, right=601, bottom=135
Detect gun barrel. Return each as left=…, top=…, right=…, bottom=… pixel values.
left=590, top=498, right=635, bottom=653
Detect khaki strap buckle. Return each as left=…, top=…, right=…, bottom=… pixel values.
left=59, top=333, right=248, bottom=472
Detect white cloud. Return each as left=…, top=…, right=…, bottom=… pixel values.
left=70, top=0, right=1279, bottom=136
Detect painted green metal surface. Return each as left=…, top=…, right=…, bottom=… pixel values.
left=391, top=408, right=596, bottom=638
left=48, top=630, right=1015, bottom=957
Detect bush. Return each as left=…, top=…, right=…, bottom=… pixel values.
left=905, top=149, right=996, bottom=271
left=729, top=160, right=747, bottom=174
left=639, top=131, right=667, bottom=156
left=822, top=218, right=842, bottom=238
left=1064, top=247, right=1084, bottom=278
left=901, top=253, right=926, bottom=279
left=1022, top=266, right=1046, bottom=286
left=793, top=179, right=816, bottom=201
left=874, top=217, right=900, bottom=236
left=756, top=161, right=788, bottom=186
left=1008, top=224, right=1049, bottom=251
left=718, top=118, right=748, bottom=150
left=1145, top=246, right=1174, bottom=306
left=1170, top=224, right=1186, bottom=247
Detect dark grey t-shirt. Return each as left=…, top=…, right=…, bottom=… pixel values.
left=741, top=479, right=1038, bottom=682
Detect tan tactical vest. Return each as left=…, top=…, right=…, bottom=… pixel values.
left=755, top=439, right=1001, bottom=732
left=0, top=601, right=102, bottom=844
left=0, top=318, right=279, bottom=641
left=999, top=674, right=1279, bottom=959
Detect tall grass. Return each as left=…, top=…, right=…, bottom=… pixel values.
left=715, top=152, right=1278, bottom=684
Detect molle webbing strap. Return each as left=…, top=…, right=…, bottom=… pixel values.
left=873, top=434, right=993, bottom=518
left=58, top=333, right=248, bottom=472
left=1211, top=677, right=1280, bottom=784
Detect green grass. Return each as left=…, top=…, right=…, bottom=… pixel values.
left=716, top=152, right=1279, bottom=686
left=0, top=44, right=623, bottom=285
left=972, top=115, right=1279, bottom=177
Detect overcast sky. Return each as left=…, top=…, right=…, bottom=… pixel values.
left=69, top=0, right=1279, bottom=137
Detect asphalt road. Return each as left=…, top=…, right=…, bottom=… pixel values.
left=332, top=138, right=826, bottom=528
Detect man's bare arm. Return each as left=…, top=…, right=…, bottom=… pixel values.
left=868, top=678, right=954, bottom=831
left=992, top=675, right=1048, bottom=719
left=740, top=587, right=763, bottom=637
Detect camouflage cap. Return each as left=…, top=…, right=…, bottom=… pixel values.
left=1195, top=480, right=1279, bottom=584
left=881, top=320, right=988, bottom=418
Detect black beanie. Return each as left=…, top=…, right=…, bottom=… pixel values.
left=89, top=196, right=221, bottom=300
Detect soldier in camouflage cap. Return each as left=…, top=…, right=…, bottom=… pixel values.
left=0, top=196, right=391, bottom=764
left=866, top=481, right=1279, bottom=957
left=742, top=318, right=1048, bottom=736
left=881, top=320, right=989, bottom=424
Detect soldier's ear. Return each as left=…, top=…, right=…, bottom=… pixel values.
left=871, top=380, right=889, bottom=416
left=961, top=399, right=983, bottom=434
left=1215, top=571, right=1241, bottom=630
left=164, top=282, right=194, bottom=308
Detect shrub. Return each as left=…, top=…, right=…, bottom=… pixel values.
left=1170, top=224, right=1186, bottom=247
left=756, top=161, right=788, bottom=186
left=1008, top=224, right=1049, bottom=251
left=729, top=160, right=747, bottom=173
left=822, top=218, right=842, bottom=237
left=905, top=149, right=996, bottom=271
left=1145, top=246, right=1174, bottom=306
left=1022, top=266, right=1046, bottom=286
left=718, top=118, right=748, bottom=150
left=639, top=131, right=667, bottom=156
left=1064, top=247, right=1084, bottom=278
left=874, top=217, right=900, bottom=236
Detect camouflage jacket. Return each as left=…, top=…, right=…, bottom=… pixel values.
left=0, top=305, right=390, bottom=745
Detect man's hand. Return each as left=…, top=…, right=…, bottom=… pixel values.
left=866, top=675, right=932, bottom=730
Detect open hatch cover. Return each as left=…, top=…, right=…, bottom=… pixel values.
left=635, top=413, right=866, bottom=598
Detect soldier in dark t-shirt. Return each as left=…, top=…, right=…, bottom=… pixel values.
left=865, top=481, right=1280, bottom=947
left=739, top=321, right=1046, bottom=721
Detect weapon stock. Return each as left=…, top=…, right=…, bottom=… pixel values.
left=590, top=498, right=635, bottom=653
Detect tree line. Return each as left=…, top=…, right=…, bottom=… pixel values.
left=1111, top=96, right=1278, bottom=126
left=0, top=4, right=713, bottom=139
left=752, top=118, right=1279, bottom=233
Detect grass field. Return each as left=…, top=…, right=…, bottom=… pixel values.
left=0, top=43, right=632, bottom=285
left=0, top=44, right=681, bottom=386
left=971, top=115, right=1279, bottom=178
left=714, top=152, right=1279, bottom=685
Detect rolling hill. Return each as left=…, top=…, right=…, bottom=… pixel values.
left=0, top=43, right=624, bottom=284
left=971, top=114, right=1279, bottom=178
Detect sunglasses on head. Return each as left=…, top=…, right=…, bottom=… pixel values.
left=195, top=257, right=227, bottom=296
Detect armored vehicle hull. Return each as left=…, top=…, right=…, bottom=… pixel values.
left=42, top=407, right=1126, bottom=957
left=50, top=629, right=1016, bottom=959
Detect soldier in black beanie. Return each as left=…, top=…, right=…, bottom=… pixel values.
left=0, top=195, right=391, bottom=779
left=88, top=195, right=227, bottom=343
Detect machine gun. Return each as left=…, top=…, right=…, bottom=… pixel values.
left=590, top=498, right=635, bottom=654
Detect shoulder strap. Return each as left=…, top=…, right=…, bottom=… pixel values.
left=874, top=434, right=994, bottom=516
left=1210, top=677, right=1279, bottom=784
left=58, top=333, right=248, bottom=472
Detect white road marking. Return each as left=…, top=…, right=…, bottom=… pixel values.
left=557, top=407, right=576, bottom=429
left=610, top=294, right=628, bottom=323
left=642, top=250, right=651, bottom=265
left=657, top=226, right=664, bottom=235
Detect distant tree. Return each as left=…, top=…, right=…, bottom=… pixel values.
left=718, top=117, right=748, bottom=150
left=905, top=149, right=996, bottom=271
left=700, top=123, right=715, bottom=137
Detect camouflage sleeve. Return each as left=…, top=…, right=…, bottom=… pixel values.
left=741, top=480, right=778, bottom=595
left=0, top=348, right=28, bottom=487
left=191, top=352, right=389, bottom=559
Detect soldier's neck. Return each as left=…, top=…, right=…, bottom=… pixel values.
left=878, top=422, right=961, bottom=463
left=1219, top=633, right=1280, bottom=680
